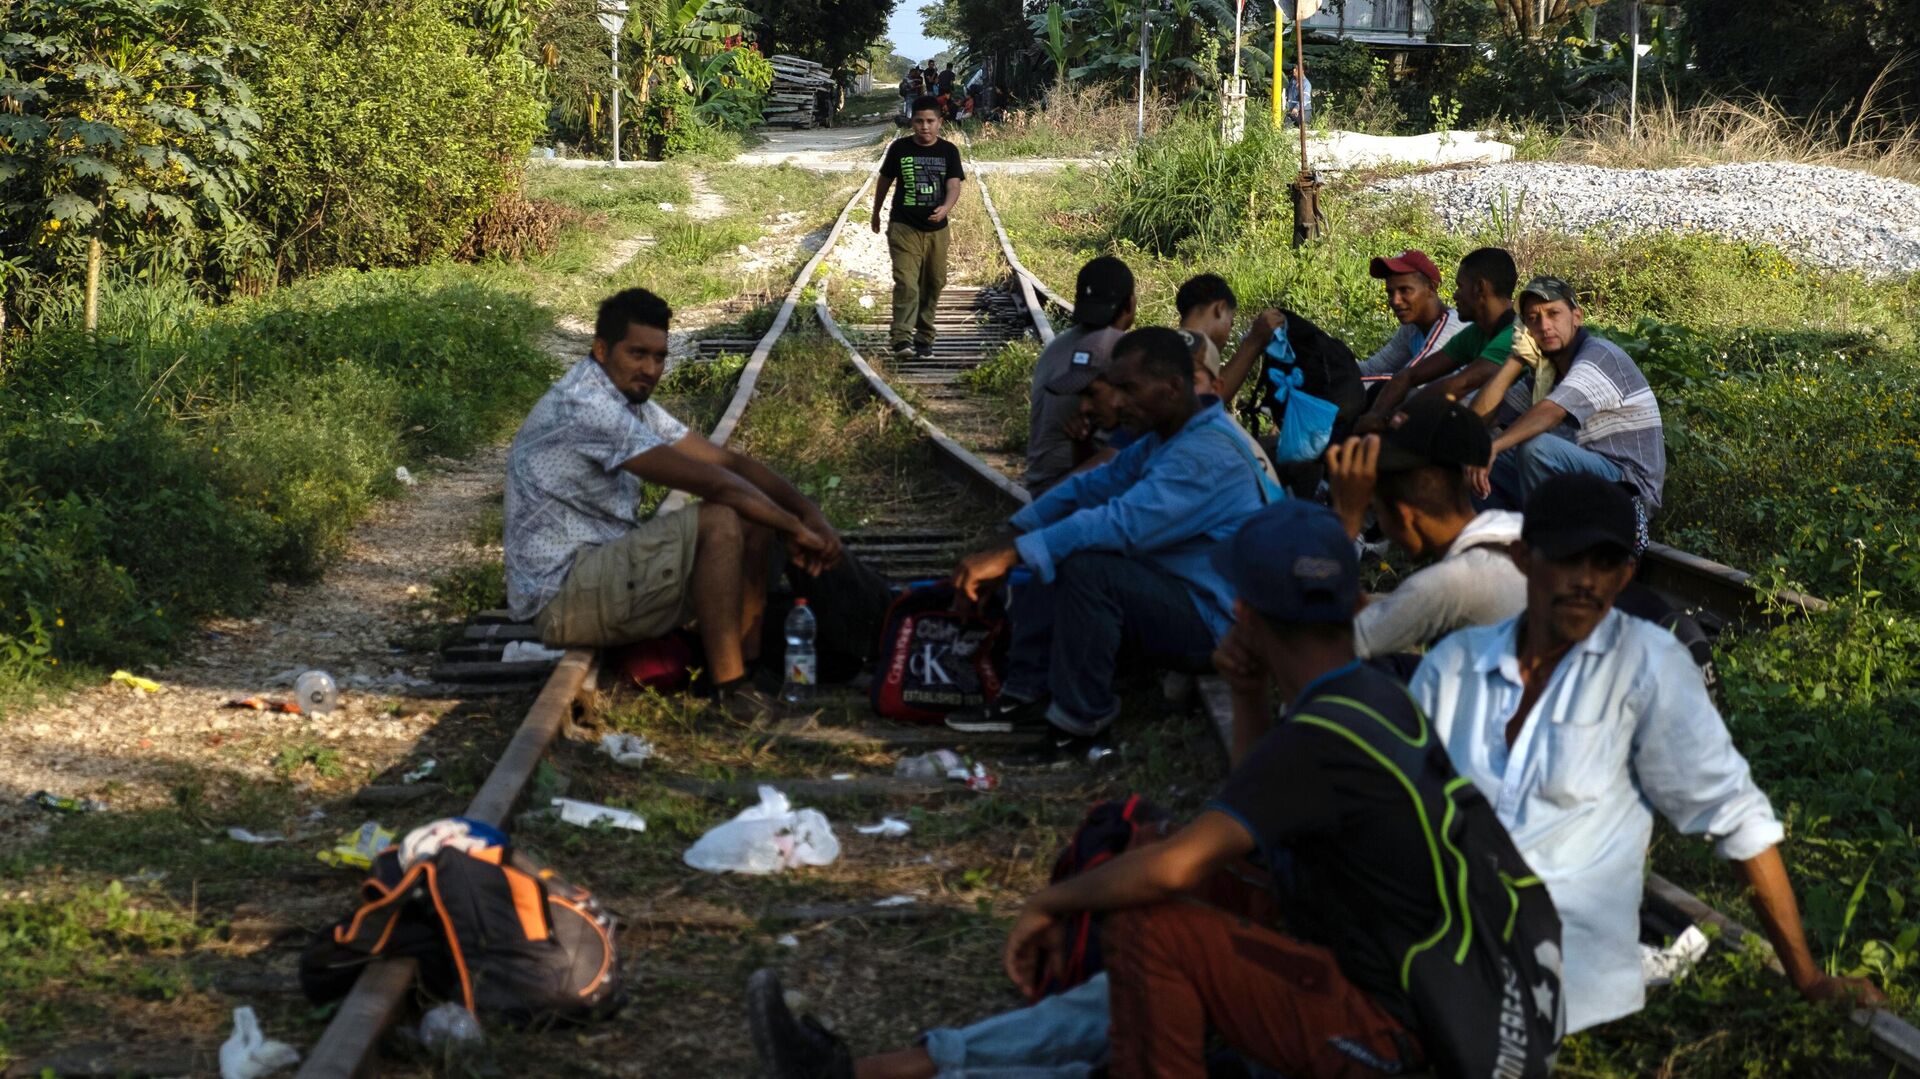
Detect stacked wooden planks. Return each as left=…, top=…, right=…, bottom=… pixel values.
left=762, top=53, right=834, bottom=128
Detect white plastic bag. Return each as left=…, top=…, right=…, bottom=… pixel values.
left=219, top=1006, right=300, bottom=1079
left=683, top=785, right=840, bottom=874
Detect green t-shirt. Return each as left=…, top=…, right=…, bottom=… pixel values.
left=1439, top=309, right=1518, bottom=368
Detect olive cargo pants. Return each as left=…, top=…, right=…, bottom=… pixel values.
left=887, top=220, right=949, bottom=348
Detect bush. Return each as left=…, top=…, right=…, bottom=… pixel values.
left=1099, top=115, right=1298, bottom=255
left=219, top=0, right=546, bottom=276
left=0, top=270, right=556, bottom=689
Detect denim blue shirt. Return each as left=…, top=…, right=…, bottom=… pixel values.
left=1009, top=400, right=1283, bottom=639
left=1411, top=609, right=1784, bottom=1033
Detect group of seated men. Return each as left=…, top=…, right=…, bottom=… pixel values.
left=500, top=268, right=1885, bottom=1079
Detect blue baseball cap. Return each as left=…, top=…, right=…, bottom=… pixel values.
left=1212, top=501, right=1359, bottom=624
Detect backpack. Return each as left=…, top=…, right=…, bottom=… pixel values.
left=299, top=819, right=625, bottom=1027
left=1291, top=696, right=1563, bottom=1079
left=870, top=580, right=1008, bottom=724
left=1615, top=581, right=1720, bottom=691
left=1243, top=310, right=1365, bottom=461
left=1038, top=796, right=1174, bottom=997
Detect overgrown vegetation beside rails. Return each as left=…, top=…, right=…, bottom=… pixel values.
left=960, top=84, right=1173, bottom=160
left=0, top=271, right=555, bottom=696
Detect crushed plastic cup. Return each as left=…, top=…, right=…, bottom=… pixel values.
left=418, top=1002, right=484, bottom=1049
left=895, top=749, right=963, bottom=778
left=554, top=798, right=647, bottom=832
left=294, top=670, right=339, bottom=715
left=598, top=733, right=655, bottom=769
left=317, top=821, right=393, bottom=869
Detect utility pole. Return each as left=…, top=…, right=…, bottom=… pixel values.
left=1136, top=0, right=1148, bottom=141
left=1271, top=0, right=1284, bottom=126
left=598, top=1, right=629, bottom=164
left=1628, top=0, right=1641, bottom=139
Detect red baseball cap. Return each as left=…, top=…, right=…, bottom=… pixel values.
left=1368, top=249, right=1441, bottom=287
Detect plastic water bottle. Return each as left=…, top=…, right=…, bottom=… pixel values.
left=295, top=670, right=339, bottom=714
left=780, top=599, right=817, bottom=704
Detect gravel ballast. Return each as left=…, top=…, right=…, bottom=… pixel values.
left=1373, top=161, right=1920, bottom=277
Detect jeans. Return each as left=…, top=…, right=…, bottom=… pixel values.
left=1006, top=552, right=1217, bottom=735
left=1488, top=432, right=1624, bottom=511
left=887, top=220, right=950, bottom=347
left=921, top=974, right=1110, bottom=1078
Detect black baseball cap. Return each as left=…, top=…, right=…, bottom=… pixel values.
left=1521, top=473, right=1647, bottom=560
left=1072, top=256, right=1134, bottom=327
left=1212, top=501, right=1359, bottom=624
left=1044, top=332, right=1120, bottom=395
left=1375, top=392, right=1492, bottom=473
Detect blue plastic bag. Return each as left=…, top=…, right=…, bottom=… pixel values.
left=1260, top=332, right=1339, bottom=464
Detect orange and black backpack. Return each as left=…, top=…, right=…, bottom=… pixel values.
left=299, top=823, right=625, bottom=1026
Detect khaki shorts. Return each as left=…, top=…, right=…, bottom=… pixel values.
left=535, top=506, right=700, bottom=648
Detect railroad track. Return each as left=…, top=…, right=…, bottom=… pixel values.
left=294, top=141, right=1916, bottom=1076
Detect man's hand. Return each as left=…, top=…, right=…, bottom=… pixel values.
left=870, top=215, right=883, bottom=234
left=1247, top=308, right=1285, bottom=348
left=927, top=204, right=951, bottom=224
left=1796, top=973, right=1887, bottom=1010
left=1211, top=622, right=1266, bottom=697
left=953, top=544, right=1020, bottom=602
left=1062, top=410, right=1092, bottom=443
left=1004, top=905, right=1066, bottom=1000
left=788, top=511, right=843, bottom=576
left=1466, top=462, right=1492, bottom=500
left=1325, top=435, right=1381, bottom=539
left=1352, top=408, right=1393, bottom=437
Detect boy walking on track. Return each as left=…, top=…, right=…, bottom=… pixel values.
left=873, top=95, right=965, bottom=362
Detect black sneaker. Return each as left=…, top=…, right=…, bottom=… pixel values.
left=914, top=341, right=934, bottom=358
left=945, top=693, right=1051, bottom=735
left=891, top=341, right=914, bottom=361
left=746, top=969, right=852, bottom=1079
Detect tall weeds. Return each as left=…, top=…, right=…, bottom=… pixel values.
left=1100, top=116, right=1299, bottom=255
left=967, top=83, right=1173, bottom=160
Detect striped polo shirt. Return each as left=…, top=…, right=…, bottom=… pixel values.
left=1545, top=331, right=1666, bottom=508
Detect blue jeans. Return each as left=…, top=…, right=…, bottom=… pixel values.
left=1004, top=552, right=1217, bottom=736
left=921, top=974, right=1110, bottom=1078
left=1488, top=432, right=1623, bottom=511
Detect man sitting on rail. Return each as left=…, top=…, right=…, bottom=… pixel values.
left=1024, top=256, right=1135, bottom=494
left=1321, top=392, right=1526, bottom=665
left=1412, top=473, right=1885, bottom=1033
left=1358, top=246, right=1522, bottom=432
left=1462, top=276, right=1666, bottom=513
left=1356, top=249, right=1467, bottom=386
left=503, top=288, right=841, bottom=715
left=746, top=501, right=1564, bottom=1079
left=948, top=326, right=1284, bottom=742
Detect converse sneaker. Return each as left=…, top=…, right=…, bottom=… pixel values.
left=745, top=969, right=853, bottom=1079
left=944, top=693, right=1051, bottom=735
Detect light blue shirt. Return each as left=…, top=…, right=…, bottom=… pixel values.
left=1411, top=609, right=1784, bottom=1033
left=1009, top=400, right=1282, bottom=639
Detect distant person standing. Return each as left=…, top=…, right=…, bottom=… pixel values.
left=873, top=96, right=965, bottom=363
left=1284, top=71, right=1312, bottom=127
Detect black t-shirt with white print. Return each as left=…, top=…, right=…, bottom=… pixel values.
left=880, top=136, right=965, bottom=232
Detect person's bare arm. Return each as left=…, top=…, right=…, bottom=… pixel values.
left=1471, top=357, right=1530, bottom=421
left=1325, top=436, right=1379, bottom=539
left=1219, top=308, right=1283, bottom=402
left=1003, top=812, right=1254, bottom=997
left=1211, top=620, right=1272, bottom=766
left=1737, top=847, right=1888, bottom=1007
left=926, top=177, right=962, bottom=224
left=870, top=175, right=893, bottom=233
left=1361, top=351, right=1486, bottom=431
left=621, top=445, right=830, bottom=566
left=672, top=430, right=842, bottom=569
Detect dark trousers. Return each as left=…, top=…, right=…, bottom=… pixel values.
left=1004, top=552, right=1215, bottom=735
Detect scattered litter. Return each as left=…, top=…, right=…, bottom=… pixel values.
left=776, top=933, right=800, bottom=948
left=957, top=762, right=998, bottom=792
left=554, top=798, right=647, bottom=832
left=402, top=759, right=438, bottom=784
left=123, top=869, right=170, bottom=884
left=830, top=773, right=855, bottom=781
left=657, top=201, right=676, bottom=212
left=224, top=697, right=301, bottom=713
left=227, top=828, right=287, bottom=845
left=401, top=818, right=506, bottom=867
left=858, top=294, right=875, bottom=309
left=294, top=670, right=339, bottom=714
left=598, top=733, right=656, bottom=769
left=29, top=790, right=105, bottom=814
left=111, top=670, right=162, bottom=694
left=1084, top=744, right=1117, bottom=768
left=219, top=1006, right=300, bottom=1079
left=394, top=466, right=417, bottom=487
left=856, top=817, right=911, bottom=838
left=316, top=821, right=394, bottom=870
left=1641, top=925, right=1711, bottom=987
left=683, top=785, right=840, bottom=875
left=418, top=1002, right=483, bottom=1049
left=303, top=807, right=328, bottom=823
left=873, top=895, right=917, bottom=908
left=895, top=749, right=963, bottom=778
left=502, top=640, right=567, bottom=663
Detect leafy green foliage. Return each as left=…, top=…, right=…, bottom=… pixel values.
left=220, top=0, right=545, bottom=276
left=0, top=269, right=555, bottom=689
left=1099, top=115, right=1298, bottom=255
left=0, top=0, right=263, bottom=322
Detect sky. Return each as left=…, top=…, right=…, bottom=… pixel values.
left=885, top=3, right=948, bottom=67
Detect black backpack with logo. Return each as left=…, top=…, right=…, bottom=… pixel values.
left=1038, top=796, right=1174, bottom=996
left=300, top=828, right=625, bottom=1027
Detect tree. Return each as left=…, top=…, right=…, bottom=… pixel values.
left=747, top=0, right=893, bottom=73
left=1679, top=0, right=1919, bottom=120
left=0, top=0, right=261, bottom=329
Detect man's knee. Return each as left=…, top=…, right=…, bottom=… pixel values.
left=697, top=502, right=743, bottom=548
left=1055, top=552, right=1124, bottom=592
left=1103, top=902, right=1194, bottom=976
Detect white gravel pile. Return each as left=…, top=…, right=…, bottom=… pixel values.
left=1373, top=161, right=1920, bottom=277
